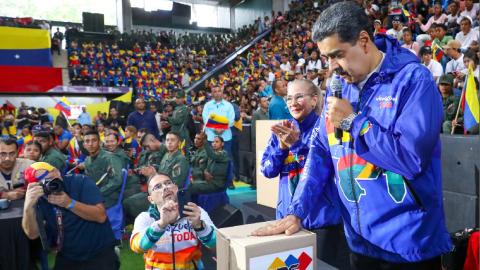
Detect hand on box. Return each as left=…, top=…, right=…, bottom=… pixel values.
left=251, top=214, right=301, bottom=237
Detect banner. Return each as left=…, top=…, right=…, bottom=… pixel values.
left=0, top=26, right=52, bottom=67
left=0, top=65, right=62, bottom=93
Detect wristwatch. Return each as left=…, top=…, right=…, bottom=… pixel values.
left=194, top=220, right=206, bottom=232
left=340, top=113, right=357, bottom=133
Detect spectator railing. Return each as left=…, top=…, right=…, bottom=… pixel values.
left=184, top=28, right=272, bottom=93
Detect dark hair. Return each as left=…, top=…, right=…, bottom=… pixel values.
left=72, top=123, right=82, bottom=128
left=106, top=126, right=119, bottom=132
left=47, top=130, right=56, bottom=141
left=146, top=172, right=173, bottom=196
left=97, top=122, right=105, bottom=127
left=23, top=124, right=32, bottom=131
left=84, top=130, right=100, bottom=138
left=0, top=138, right=18, bottom=150
left=105, top=132, right=119, bottom=142
left=34, top=131, right=50, bottom=139
left=138, top=128, right=150, bottom=135
left=38, top=108, right=46, bottom=114
left=435, top=24, right=448, bottom=31
left=312, top=2, right=373, bottom=45
left=464, top=50, right=479, bottom=65
left=82, top=124, right=92, bottom=129
left=213, top=136, right=225, bottom=143
left=167, top=131, right=181, bottom=141
left=223, top=91, right=231, bottom=97
left=24, top=140, right=42, bottom=153
left=403, top=28, right=412, bottom=35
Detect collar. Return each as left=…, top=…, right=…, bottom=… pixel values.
left=355, top=52, right=386, bottom=91
left=292, top=109, right=317, bottom=129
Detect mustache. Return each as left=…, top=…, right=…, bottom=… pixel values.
left=334, top=68, right=348, bottom=76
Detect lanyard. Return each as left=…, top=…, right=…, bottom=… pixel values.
left=52, top=206, right=65, bottom=254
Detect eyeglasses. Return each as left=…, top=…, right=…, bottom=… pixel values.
left=286, top=93, right=315, bottom=105
left=151, top=180, right=175, bottom=194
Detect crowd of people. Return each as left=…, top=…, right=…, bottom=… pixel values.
left=1, top=0, right=479, bottom=269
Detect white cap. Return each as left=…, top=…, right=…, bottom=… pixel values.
left=457, top=15, right=473, bottom=26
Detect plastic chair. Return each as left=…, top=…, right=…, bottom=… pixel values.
left=184, top=168, right=192, bottom=189
left=192, top=162, right=233, bottom=212
left=106, top=168, right=128, bottom=248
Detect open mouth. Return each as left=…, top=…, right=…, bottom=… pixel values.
left=335, top=69, right=348, bottom=77
left=164, top=192, right=174, bottom=199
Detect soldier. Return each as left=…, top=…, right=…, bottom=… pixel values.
left=190, top=33, right=197, bottom=46
left=104, top=133, right=132, bottom=169
left=439, top=74, right=463, bottom=133
left=123, top=132, right=186, bottom=218
left=78, top=131, right=124, bottom=209
left=122, top=28, right=129, bottom=41
left=189, top=134, right=230, bottom=194
left=198, top=33, right=204, bottom=46
left=160, top=91, right=191, bottom=158
left=34, top=132, right=66, bottom=173
left=190, top=133, right=209, bottom=181
left=130, top=30, right=137, bottom=42
left=177, top=33, right=184, bottom=46
left=138, top=30, right=146, bottom=43
left=169, top=31, right=176, bottom=45
left=148, top=29, right=156, bottom=43
left=183, top=32, right=190, bottom=46
left=112, top=26, right=121, bottom=41
left=205, top=34, right=211, bottom=46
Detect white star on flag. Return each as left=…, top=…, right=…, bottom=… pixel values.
left=15, top=54, right=20, bottom=59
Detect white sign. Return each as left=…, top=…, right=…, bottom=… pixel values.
left=68, top=105, right=86, bottom=120
left=249, top=246, right=314, bottom=270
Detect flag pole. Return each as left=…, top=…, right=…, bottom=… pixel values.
left=451, top=78, right=467, bottom=134
left=202, top=112, right=212, bottom=132
left=63, top=111, right=72, bottom=128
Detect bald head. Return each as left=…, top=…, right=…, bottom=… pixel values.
left=135, top=98, right=146, bottom=112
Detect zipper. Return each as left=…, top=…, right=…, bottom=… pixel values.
left=322, top=193, right=334, bottom=207
left=402, top=176, right=425, bottom=211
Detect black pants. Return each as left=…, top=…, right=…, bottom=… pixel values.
left=350, top=252, right=442, bottom=270
left=231, top=135, right=240, bottom=179
left=312, top=224, right=351, bottom=270
left=53, top=246, right=120, bottom=270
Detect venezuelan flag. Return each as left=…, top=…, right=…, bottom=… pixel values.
left=118, top=127, right=126, bottom=141
left=432, top=44, right=443, bottom=61
left=0, top=26, right=52, bottom=67
left=54, top=96, right=71, bottom=117
left=180, top=140, right=186, bottom=156
left=403, top=9, right=414, bottom=18
left=205, top=113, right=230, bottom=130
left=462, top=64, right=479, bottom=133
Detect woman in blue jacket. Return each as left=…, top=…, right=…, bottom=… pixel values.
left=260, top=79, right=350, bottom=270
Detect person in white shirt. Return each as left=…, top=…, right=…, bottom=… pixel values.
left=365, top=0, right=379, bottom=17
left=442, top=40, right=466, bottom=74
left=386, top=16, right=403, bottom=38
left=420, top=46, right=443, bottom=81
left=307, top=50, right=325, bottom=70
left=279, top=54, right=292, bottom=72
left=149, top=104, right=162, bottom=138
left=446, top=2, right=461, bottom=25
left=182, top=72, right=190, bottom=88
left=455, top=16, right=479, bottom=51
left=460, top=0, right=479, bottom=23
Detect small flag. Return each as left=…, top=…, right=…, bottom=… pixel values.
left=432, top=44, right=443, bottom=61
left=118, top=127, right=125, bottom=141
left=180, top=140, right=186, bottom=156
left=462, top=64, right=480, bottom=133
left=96, top=166, right=113, bottom=185
left=54, top=96, right=71, bottom=116
left=205, top=113, right=230, bottom=130
left=403, top=9, right=414, bottom=18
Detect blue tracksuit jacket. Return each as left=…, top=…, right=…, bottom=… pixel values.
left=261, top=110, right=342, bottom=229
left=288, top=34, right=453, bottom=262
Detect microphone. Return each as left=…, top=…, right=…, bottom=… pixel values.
left=330, top=78, right=344, bottom=145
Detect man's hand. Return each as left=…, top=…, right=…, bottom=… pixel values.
left=70, top=161, right=78, bottom=166
left=124, top=149, right=133, bottom=158
left=4, top=189, right=27, bottom=200
left=326, top=97, right=354, bottom=129
left=213, top=128, right=224, bottom=135
left=161, top=122, right=171, bottom=129
left=204, top=171, right=213, bottom=181
left=47, top=192, right=73, bottom=208
left=160, top=112, right=168, bottom=119
left=77, top=162, right=85, bottom=170
left=140, top=164, right=156, bottom=177
left=251, top=215, right=302, bottom=236
left=183, top=202, right=202, bottom=229
left=193, top=115, right=203, bottom=122
left=25, top=183, right=44, bottom=209
left=158, top=200, right=179, bottom=228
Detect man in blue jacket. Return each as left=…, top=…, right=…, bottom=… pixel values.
left=253, top=2, right=452, bottom=269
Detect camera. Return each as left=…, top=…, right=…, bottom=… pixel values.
left=134, top=165, right=159, bottom=185
left=40, top=178, right=64, bottom=195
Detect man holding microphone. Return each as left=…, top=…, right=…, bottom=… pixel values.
left=253, top=2, right=452, bottom=269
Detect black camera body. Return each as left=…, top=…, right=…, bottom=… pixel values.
left=40, top=178, right=64, bottom=195
left=135, top=164, right=159, bottom=185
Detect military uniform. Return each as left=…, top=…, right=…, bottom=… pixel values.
left=84, top=149, right=124, bottom=209
left=131, top=31, right=138, bottom=42
left=111, top=148, right=133, bottom=170
left=177, top=36, right=184, bottom=46
left=158, top=150, right=190, bottom=188
left=121, top=31, right=130, bottom=41
left=122, top=145, right=167, bottom=218
left=40, top=147, right=66, bottom=173
left=442, top=94, right=463, bottom=134
left=190, top=147, right=208, bottom=181
left=189, top=142, right=230, bottom=194
left=198, top=35, right=204, bottom=46
left=112, top=30, right=121, bottom=41
left=183, top=34, right=190, bottom=46
left=167, top=91, right=191, bottom=158
left=190, top=34, right=197, bottom=45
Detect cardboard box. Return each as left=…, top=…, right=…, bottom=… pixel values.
left=217, top=222, right=317, bottom=270
left=256, top=120, right=281, bottom=209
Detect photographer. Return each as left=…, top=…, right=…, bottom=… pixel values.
left=22, top=162, right=120, bottom=269
left=130, top=173, right=215, bottom=269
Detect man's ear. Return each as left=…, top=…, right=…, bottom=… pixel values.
left=357, top=31, right=372, bottom=54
